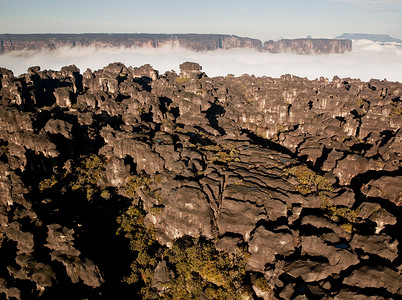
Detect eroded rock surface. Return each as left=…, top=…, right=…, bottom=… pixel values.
left=0, top=62, right=400, bottom=299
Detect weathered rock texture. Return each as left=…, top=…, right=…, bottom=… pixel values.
left=0, top=62, right=400, bottom=299
left=0, top=34, right=352, bottom=54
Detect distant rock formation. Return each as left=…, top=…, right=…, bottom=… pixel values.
left=0, top=33, right=262, bottom=53
left=264, top=38, right=352, bottom=54
left=337, top=33, right=402, bottom=43
left=0, top=62, right=400, bottom=299
left=0, top=33, right=352, bottom=54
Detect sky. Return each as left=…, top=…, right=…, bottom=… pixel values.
left=0, top=0, right=401, bottom=41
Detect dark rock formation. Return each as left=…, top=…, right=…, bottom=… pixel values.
left=264, top=38, right=352, bottom=54
left=0, top=33, right=353, bottom=54
left=0, top=62, right=400, bottom=299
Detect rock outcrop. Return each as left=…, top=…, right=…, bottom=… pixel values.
left=0, top=62, right=400, bottom=299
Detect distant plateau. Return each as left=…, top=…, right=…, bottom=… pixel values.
left=0, top=33, right=353, bottom=54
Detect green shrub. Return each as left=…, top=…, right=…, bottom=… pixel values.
left=161, top=237, right=250, bottom=299
left=38, top=175, right=59, bottom=192
left=117, top=204, right=251, bottom=299
left=116, top=172, right=252, bottom=299
left=123, top=175, right=154, bottom=198
left=116, top=204, right=160, bottom=291
left=38, top=154, right=107, bottom=201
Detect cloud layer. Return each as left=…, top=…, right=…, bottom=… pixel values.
left=0, top=40, right=401, bottom=82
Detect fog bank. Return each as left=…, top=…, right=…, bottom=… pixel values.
left=0, top=40, right=401, bottom=82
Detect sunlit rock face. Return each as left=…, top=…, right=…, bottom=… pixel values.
left=0, top=62, right=400, bottom=299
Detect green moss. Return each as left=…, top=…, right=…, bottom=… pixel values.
left=154, top=175, right=163, bottom=184
left=339, top=223, right=354, bottom=233
left=149, top=206, right=163, bottom=216
left=242, top=91, right=256, bottom=103
left=338, top=135, right=364, bottom=144
left=254, top=276, right=271, bottom=293
left=390, top=99, right=402, bottom=117
left=176, top=77, right=190, bottom=84
left=356, top=98, right=366, bottom=108
left=201, top=145, right=222, bottom=152
left=100, top=189, right=111, bottom=200
left=70, top=103, right=85, bottom=111
left=201, top=143, right=240, bottom=164
left=174, top=126, right=210, bottom=140
left=390, top=107, right=402, bottom=116
left=320, top=195, right=359, bottom=233
left=177, top=131, right=240, bottom=165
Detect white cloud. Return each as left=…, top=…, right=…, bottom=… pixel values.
left=0, top=40, right=401, bottom=82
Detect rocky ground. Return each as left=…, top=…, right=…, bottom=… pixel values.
left=0, top=62, right=400, bottom=299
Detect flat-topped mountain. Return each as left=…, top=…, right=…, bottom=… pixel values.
left=0, top=33, right=262, bottom=52
left=0, top=62, right=400, bottom=299
left=337, top=33, right=402, bottom=43
left=0, top=33, right=352, bottom=54
left=264, top=38, right=352, bottom=54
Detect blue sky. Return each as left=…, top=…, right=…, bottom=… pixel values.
left=0, top=0, right=401, bottom=40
